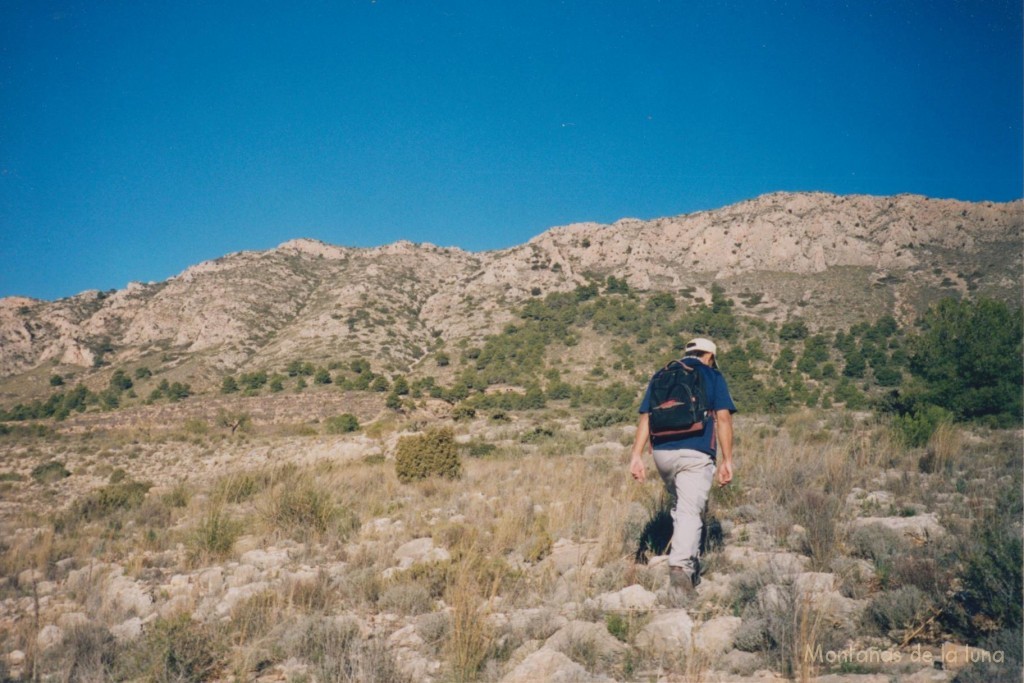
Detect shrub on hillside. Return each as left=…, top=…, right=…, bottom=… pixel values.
left=31, top=460, right=70, bottom=484
left=395, top=427, right=462, bottom=483
left=908, top=297, right=1023, bottom=426
left=892, top=404, right=952, bottom=448
left=943, top=488, right=1023, bottom=641
left=581, top=410, right=633, bottom=430
left=324, top=414, right=360, bottom=434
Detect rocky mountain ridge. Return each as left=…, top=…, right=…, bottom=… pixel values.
left=1, top=192, right=1020, bottom=385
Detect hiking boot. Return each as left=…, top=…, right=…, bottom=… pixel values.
left=667, top=566, right=696, bottom=607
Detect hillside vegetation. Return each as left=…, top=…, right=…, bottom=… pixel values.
left=0, top=192, right=1021, bottom=682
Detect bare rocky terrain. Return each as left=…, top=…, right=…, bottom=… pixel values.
left=1, top=192, right=1020, bottom=398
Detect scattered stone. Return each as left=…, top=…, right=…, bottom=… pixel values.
left=898, top=668, right=952, bottom=682
left=240, top=548, right=291, bottom=571
left=721, top=648, right=763, bottom=676
left=198, top=566, right=224, bottom=593
left=694, top=616, right=743, bottom=654
left=852, top=514, right=945, bottom=541
left=502, top=647, right=612, bottom=682
left=721, top=546, right=809, bottom=575
left=8, top=650, right=26, bottom=667
left=545, top=620, right=627, bottom=660
left=393, top=537, right=451, bottom=570
left=158, top=594, right=193, bottom=619
left=363, top=517, right=405, bottom=537
left=17, top=568, right=44, bottom=590
left=635, top=609, right=694, bottom=654
left=794, top=572, right=866, bottom=628
left=544, top=539, right=600, bottom=575
left=54, top=557, right=77, bottom=575
left=216, top=581, right=271, bottom=617
left=228, top=563, right=260, bottom=587
left=591, top=584, right=657, bottom=611
left=388, top=624, right=440, bottom=680
left=506, top=608, right=568, bottom=640
left=36, top=624, right=63, bottom=651
left=233, top=534, right=261, bottom=555
left=939, top=642, right=996, bottom=671
left=57, top=612, right=90, bottom=629
left=110, top=617, right=143, bottom=643
left=103, top=569, right=154, bottom=618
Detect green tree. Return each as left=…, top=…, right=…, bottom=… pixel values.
left=710, top=283, right=733, bottom=313
left=313, top=368, right=332, bottom=385
left=779, top=319, right=809, bottom=341
left=908, top=297, right=1023, bottom=425
left=221, top=376, right=239, bottom=394
left=109, top=369, right=133, bottom=392
left=605, top=275, right=629, bottom=294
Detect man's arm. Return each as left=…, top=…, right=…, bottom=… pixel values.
left=715, top=409, right=733, bottom=486
left=629, top=412, right=651, bottom=482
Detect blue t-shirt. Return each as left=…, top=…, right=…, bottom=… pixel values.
left=638, top=357, right=737, bottom=457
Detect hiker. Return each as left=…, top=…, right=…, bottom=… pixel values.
left=629, top=337, right=736, bottom=598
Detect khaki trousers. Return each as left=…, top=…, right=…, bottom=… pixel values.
left=652, top=447, right=715, bottom=573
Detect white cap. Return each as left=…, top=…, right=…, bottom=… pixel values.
left=685, top=337, right=717, bottom=356
left=684, top=337, right=718, bottom=368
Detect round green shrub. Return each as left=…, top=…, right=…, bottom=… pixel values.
left=394, top=427, right=462, bottom=483
left=325, top=414, right=360, bottom=434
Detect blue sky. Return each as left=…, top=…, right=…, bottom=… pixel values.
left=2, top=0, right=1021, bottom=301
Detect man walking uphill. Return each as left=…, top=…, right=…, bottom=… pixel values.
left=629, top=337, right=736, bottom=600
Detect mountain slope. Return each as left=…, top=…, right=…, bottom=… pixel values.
left=1, top=192, right=1019, bottom=389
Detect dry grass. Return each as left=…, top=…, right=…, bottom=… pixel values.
left=1, top=410, right=1019, bottom=681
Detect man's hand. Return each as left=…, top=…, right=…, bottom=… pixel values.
left=715, top=460, right=733, bottom=487
left=629, top=454, right=646, bottom=483
left=629, top=413, right=651, bottom=483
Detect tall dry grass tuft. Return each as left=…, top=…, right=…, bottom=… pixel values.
left=187, top=505, right=243, bottom=564
left=919, top=420, right=964, bottom=474
left=259, top=468, right=359, bottom=545
left=444, top=540, right=506, bottom=682
left=789, top=489, right=846, bottom=571
left=743, top=422, right=858, bottom=553
left=793, top=590, right=829, bottom=683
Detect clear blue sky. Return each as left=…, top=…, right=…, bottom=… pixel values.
left=2, top=0, right=1021, bottom=301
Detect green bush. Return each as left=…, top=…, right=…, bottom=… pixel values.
left=581, top=410, right=634, bottom=430
left=118, top=614, right=225, bottom=682
left=892, top=404, right=952, bottom=448
left=72, top=480, right=152, bottom=522
left=463, top=440, right=497, bottom=458
left=452, top=404, right=476, bottom=421
left=31, top=460, right=71, bottom=484
left=325, top=414, right=360, bottom=434
left=943, top=489, right=1023, bottom=640
left=909, top=297, right=1023, bottom=425
left=864, top=586, right=933, bottom=636
left=189, top=508, right=242, bottom=560
left=395, top=427, right=462, bottom=483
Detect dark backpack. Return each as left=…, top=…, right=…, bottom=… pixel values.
left=647, top=360, right=710, bottom=445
